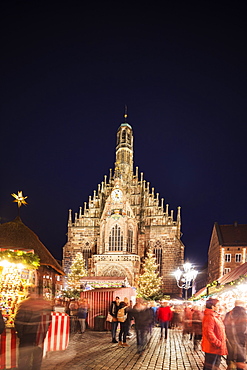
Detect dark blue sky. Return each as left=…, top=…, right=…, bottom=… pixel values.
left=1, top=2, right=246, bottom=269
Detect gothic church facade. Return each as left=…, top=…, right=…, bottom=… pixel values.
left=62, top=119, right=184, bottom=296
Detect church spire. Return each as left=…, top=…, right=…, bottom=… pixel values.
left=114, top=110, right=134, bottom=182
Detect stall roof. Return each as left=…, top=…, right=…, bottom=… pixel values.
left=0, top=217, right=64, bottom=275
left=80, top=277, right=127, bottom=282
left=218, top=262, right=247, bottom=285
left=193, top=286, right=207, bottom=298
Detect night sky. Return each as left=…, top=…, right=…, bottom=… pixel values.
left=1, top=2, right=246, bottom=270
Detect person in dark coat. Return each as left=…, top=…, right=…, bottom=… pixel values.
left=130, top=299, right=153, bottom=354
left=14, top=287, right=52, bottom=370
left=77, top=298, right=88, bottom=334
left=109, top=296, right=120, bottom=343
left=117, top=301, right=129, bottom=346
left=224, top=300, right=247, bottom=370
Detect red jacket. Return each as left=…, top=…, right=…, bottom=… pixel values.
left=201, top=308, right=227, bottom=355
left=157, top=306, right=173, bottom=322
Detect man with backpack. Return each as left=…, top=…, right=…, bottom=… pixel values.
left=117, top=301, right=129, bottom=347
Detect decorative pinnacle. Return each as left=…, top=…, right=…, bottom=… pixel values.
left=124, top=105, right=128, bottom=122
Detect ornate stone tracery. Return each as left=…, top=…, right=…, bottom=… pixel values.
left=62, top=120, right=184, bottom=296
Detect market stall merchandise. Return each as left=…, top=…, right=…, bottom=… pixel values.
left=0, top=248, right=39, bottom=327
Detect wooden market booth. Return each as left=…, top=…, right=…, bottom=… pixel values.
left=80, top=286, right=136, bottom=330
left=0, top=216, right=64, bottom=299
left=0, top=217, right=68, bottom=369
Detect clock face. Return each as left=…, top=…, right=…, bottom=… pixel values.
left=111, top=188, right=123, bottom=202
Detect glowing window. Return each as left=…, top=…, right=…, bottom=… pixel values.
left=127, top=228, right=133, bottom=253
left=109, top=225, right=123, bottom=251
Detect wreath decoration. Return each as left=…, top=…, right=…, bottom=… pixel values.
left=0, top=250, right=40, bottom=269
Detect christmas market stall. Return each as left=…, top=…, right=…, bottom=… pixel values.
left=0, top=247, right=40, bottom=327
left=210, top=262, right=247, bottom=312
left=0, top=216, right=65, bottom=298
left=0, top=217, right=68, bottom=369
left=0, top=247, right=40, bottom=369
left=80, top=284, right=136, bottom=331
left=192, top=262, right=247, bottom=312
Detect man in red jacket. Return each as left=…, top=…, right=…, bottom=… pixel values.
left=157, top=301, right=173, bottom=339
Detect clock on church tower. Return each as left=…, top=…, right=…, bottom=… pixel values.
left=111, top=188, right=123, bottom=202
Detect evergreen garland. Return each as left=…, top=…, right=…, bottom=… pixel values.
left=0, top=250, right=40, bottom=269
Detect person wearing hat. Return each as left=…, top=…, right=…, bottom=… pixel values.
left=202, top=298, right=227, bottom=370
left=224, top=300, right=247, bottom=370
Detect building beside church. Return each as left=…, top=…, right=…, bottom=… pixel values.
left=62, top=118, right=185, bottom=296
left=0, top=216, right=64, bottom=298
left=208, top=222, right=247, bottom=284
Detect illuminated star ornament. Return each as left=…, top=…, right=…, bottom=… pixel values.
left=11, top=191, right=28, bottom=208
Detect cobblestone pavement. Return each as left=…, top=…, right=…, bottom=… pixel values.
left=41, top=327, right=228, bottom=370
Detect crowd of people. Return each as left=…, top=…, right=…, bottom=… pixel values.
left=0, top=292, right=247, bottom=370
left=108, top=296, right=247, bottom=370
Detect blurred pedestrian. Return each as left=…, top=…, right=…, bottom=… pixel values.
left=69, top=298, right=79, bottom=334
left=171, top=305, right=183, bottom=329
left=224, top=300, right=247, bottom=370
left=77, top=298, right=88, bottom=334
left=150, top=301, right=158, bottom=328
left=124, top=297, right=133, bottom=337
left=14, top=286, right=52, bottom=370
left=192, top=305, right=203, bottom=350
left=157, top=301, right=173, bottom=339
left=202, top=298, right=227, bottom=370
left=182, top=305, right=193, bottom=341
left=109, top=296, right=120, bottom=343
left=131, top=299, right=153, bottom=354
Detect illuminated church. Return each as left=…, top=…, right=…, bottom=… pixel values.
left=62, top=116, right=184, bottom=296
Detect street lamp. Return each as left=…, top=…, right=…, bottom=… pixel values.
left=173, top=262, right=198, bottom=300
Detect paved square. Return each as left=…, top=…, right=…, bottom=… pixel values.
left=41, top=327, right=227, bottom=370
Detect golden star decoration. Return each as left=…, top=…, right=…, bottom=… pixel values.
left=11, top=191, right=28, bottom=208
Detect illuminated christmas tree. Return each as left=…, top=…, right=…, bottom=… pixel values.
left=137, top=249, right=162, bottom=300
left=67, top=252, right=87, bottom=290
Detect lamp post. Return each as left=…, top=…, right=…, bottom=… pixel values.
left=173, top=262, right=198, bottom=300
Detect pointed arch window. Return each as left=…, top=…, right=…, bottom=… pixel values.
left=154, top=246, right=163, bottom=276
left=121, top=130, right=126, bottom=143
left=127, top=228, right=133, bottom=253
left=109, top=225, right=123, bottom=251
left=83, top=248, right=91, bottom=269
left=117, top=132, right=120, bottom=146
